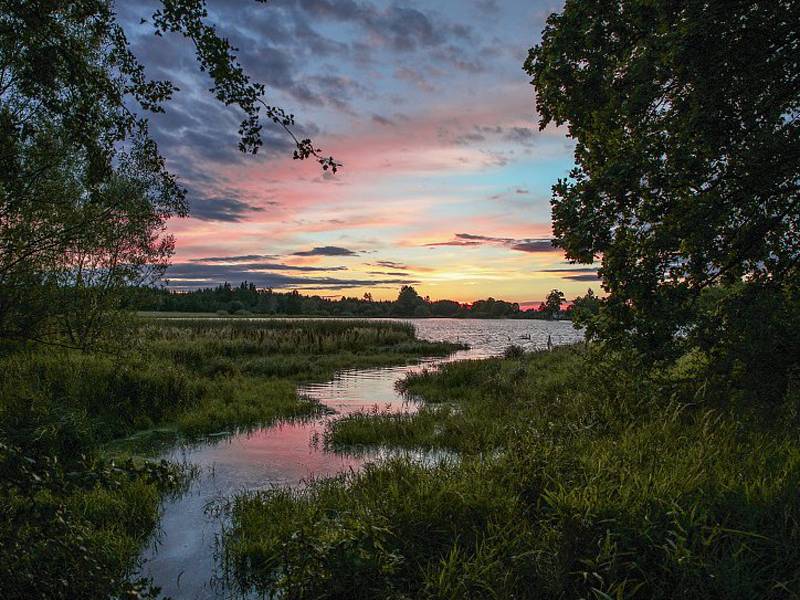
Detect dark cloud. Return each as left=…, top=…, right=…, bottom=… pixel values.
left=292, top=246, right=359, bottom=256
left=190, top=254, right=279, bottom=263
left=563, top=273, right=601, bottom=281
left=538, top=267, right=600, bottom=281
left=510, top=240, right=556, bottom=253
left=367, top=271, right=409, bottom=276
left=505, top=127, right=537, bottom=146
left=164, top=261, right=416, bottom=290
left=171, top=129, right=244, bottom=164
left=452, top=125, right=503, bottom=146
left=239, top=44, right=296, bottom=89
left=370, top=260, right=410, bottom=270
left=476, top=0, right=499, bottom=14
left=515, top=188, right=529, bottom=195
left=450, top=125, right=539, bottom=149
left=427, top=233, right=556, bottom=253
left=427, top=239, right=482, bottom=247
left=287, top=74, right=375, bottom=113
left=167, top=263, right=344, bottom=278
left=454, top=131, right=486, bottom=145
left=430, top=45, right=485, bottom=73
left=540, top=267, right=598, bottom=273
left=292, top=0, right=361, bottom=21
left=243, top=262, right=348, bottom=272
left=189, top=195, right=266, bottom=222
left=455, top=233, right=513, bottom=243
left=293, top=1, right=469, bottom=52
left=371, top=114, right=395, bottom=127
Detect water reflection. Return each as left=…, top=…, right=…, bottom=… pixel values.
left=138, top=319, right=581, bottom=599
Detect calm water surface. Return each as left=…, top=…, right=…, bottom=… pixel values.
left=138, top=319, right=581, bottom=599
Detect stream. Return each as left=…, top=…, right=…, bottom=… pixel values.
left=137, top=319, right=582, bottom=599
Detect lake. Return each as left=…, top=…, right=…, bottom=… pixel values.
left=138, top=318, right=582, bottom=598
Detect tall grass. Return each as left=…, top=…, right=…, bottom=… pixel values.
left=144, top=319, right=458, bottom=382
left=0, top=319, right=460, bottom=453
left=225, top=346, right=800, bottom=599
left=0, top=318, right=459, bottom=598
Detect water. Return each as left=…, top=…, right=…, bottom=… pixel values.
left=137, top=319, right=581, bottom=599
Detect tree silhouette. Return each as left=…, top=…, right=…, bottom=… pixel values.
left=540, top=289, right=565, bottom=320
left=527, top=0, right=800, bottom=362
left=0, top=0, right=336, bottom=343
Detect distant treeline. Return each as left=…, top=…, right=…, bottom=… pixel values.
left=127, top=282, right=597, bottom=320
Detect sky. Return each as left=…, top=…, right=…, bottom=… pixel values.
left=120, top=0, right=599, bottom=306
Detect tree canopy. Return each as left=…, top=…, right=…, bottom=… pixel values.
left=0, top=0, right=335, bottom=344
left=540, top=289, right=565, bottom=319
left=527, top=0, right=800, bottom=365
left=129, top=283, right=559, bottom=320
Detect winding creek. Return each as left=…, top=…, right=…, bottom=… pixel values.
left=137, top=319, right=582, bottom=599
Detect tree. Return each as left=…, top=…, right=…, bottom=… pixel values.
left=0, top=0, right=336, bottom=343
left=541, top=289, right=565, bottom=320
left=394, top=285, right=425, bottom=316
left=570, top=288, right=601, bottom=327
left=526, top=0, right=800, bottom=361
left=285, top=290, right=302, bottom=315
left=430, top=299, right=461, bottom=317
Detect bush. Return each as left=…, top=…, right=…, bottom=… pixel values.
left=0, top=440, right=180, bottom=600
left=503, top=344, right=525, bottom=359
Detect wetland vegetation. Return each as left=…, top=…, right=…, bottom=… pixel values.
left=225, top=345, right=800, bottom=599
left=0, top=318, right=460, bottom=599
left=2, top=0, right=799, bottom=597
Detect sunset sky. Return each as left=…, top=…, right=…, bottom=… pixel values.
left=121, top=0, right=599, bottom=306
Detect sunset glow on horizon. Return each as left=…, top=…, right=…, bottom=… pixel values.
left=122, top=0, right=600, bottom=304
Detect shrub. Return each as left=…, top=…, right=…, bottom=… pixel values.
left=503, top=344, right=525, bottom=359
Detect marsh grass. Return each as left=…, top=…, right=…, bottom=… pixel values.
left=0, top=319, right=459, bottom=453
left=225, top=346, right=800, bottom=599
left=0, top=318, right=458, bottom=599
left=324, top=405, right=463, bottom=451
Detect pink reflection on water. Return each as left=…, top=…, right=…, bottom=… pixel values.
left=139, top=320, right=583, bottom=599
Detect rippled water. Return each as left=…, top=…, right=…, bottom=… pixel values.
left=137, top=319, right=581, bottom=599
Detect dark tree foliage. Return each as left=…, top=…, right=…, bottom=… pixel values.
left=0, top=0, right=337, bottom=344
left=130, top=283, right=553, bottom=319
left=570, top=288, right=600, bottom=327
left=526, top=1, right=800, bottom=366
left=539, top=288, right=565, bottom=320
left=470, top=296, right=522, bottom=318
left=393, top=285, right=427, bottom=316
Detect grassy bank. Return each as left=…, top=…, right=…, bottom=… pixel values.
left=0, top=318, right=459, bottom=599
left=225, top=346, right=800, bottom=599
left=1, top=319, right=460, bottom=449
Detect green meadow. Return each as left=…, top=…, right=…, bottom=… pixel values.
left=225, top=345, right=800, bottom=599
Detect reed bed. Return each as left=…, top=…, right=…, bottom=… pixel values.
left=0, top=318, right=458, bottom=599
left=225, top=346, right=800, bottom=599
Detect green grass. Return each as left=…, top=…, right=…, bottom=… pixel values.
left=325, top=406, right=454, bottom=450
left=0, top=319, right=461, bottom=455
left=325, top=352, right=570, bottom=453
left=0, top=317, right=460, bottom=599
left=225, top=346, right=800, bottom=599
left=0, top=439, right=183, bottom=599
